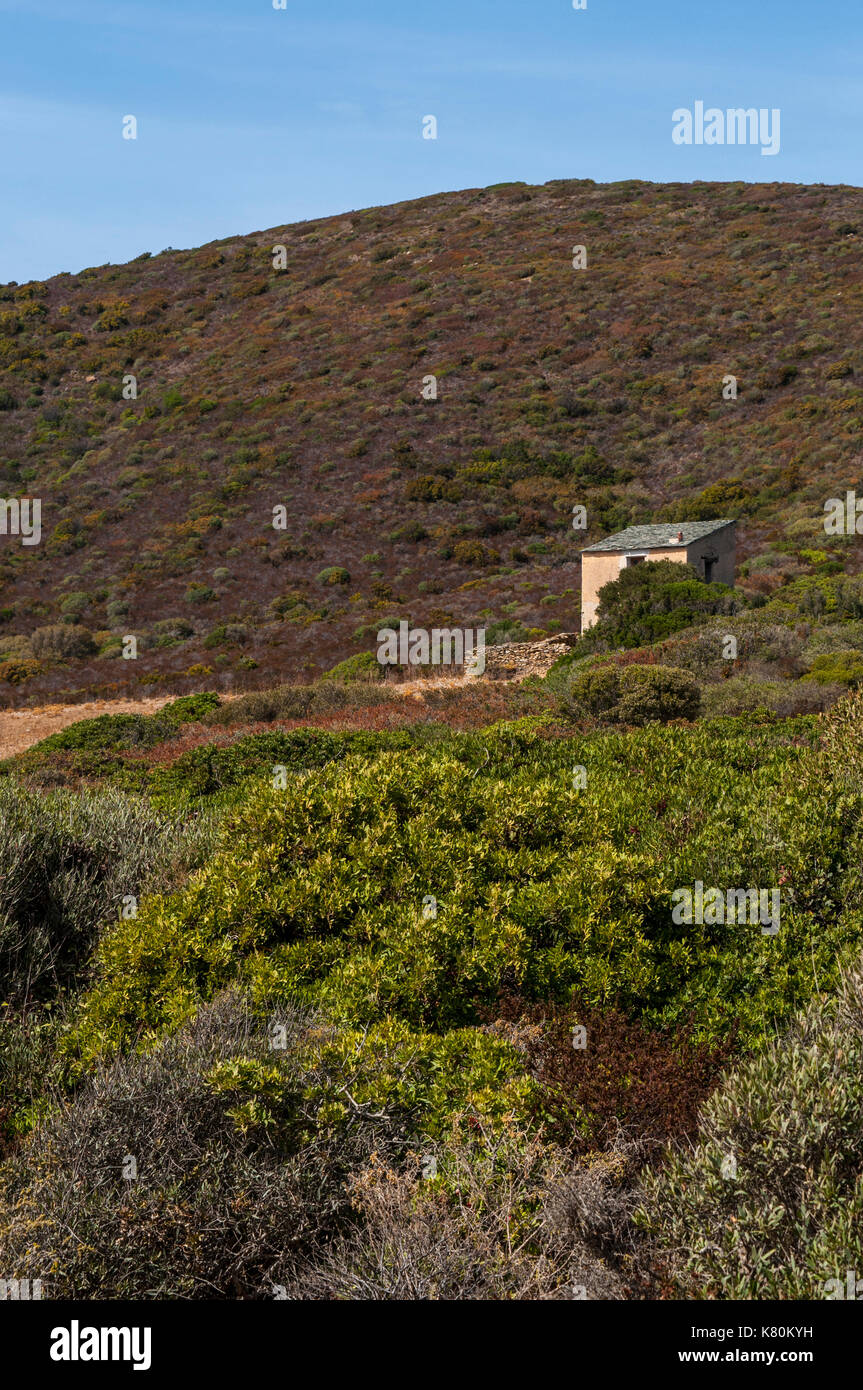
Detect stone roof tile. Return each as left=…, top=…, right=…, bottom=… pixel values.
left=581, top=519, right=735, bottom=553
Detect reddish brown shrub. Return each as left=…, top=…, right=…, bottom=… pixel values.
left=485, top=993, right=735, bottom=1154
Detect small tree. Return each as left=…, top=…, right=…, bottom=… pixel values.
left=585, top=560, right=740, bottom=650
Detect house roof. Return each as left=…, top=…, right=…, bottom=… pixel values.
left=581, top=519, right=735, bottom=554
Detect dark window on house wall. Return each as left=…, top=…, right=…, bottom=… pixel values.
left=703, top=557, right=715, bottom=582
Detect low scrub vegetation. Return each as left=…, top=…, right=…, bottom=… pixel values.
left=639, top=956, right=863, bottom=1298
left=2, top=682, right=863, bottom=1297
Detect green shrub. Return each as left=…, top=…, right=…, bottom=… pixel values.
left=202, top=682, right=398, bottom=730
left=614, top=665, right=701, bottom=725
left=59, top=591, right=89, bottom=619
left=29, top=624, right=95, bottom=659
left=701, top=676, right=843, bottom=718
left=146, top=728, right=417, bottom=804
left=67, top=709, right=863, bottom=1067
left=578, top=561, right=742, bottom=652
left=771, top=573, right=863, bottom=623
left=0, top=988, right=549, bottom=1298
left=565, top=665, right=621, bottom=717
left=94, top=301, right=130, bottom=331
left=452, top=540, right=499, bottom=567
left=320, top=651, right=384, bottom=684
left=0, top=781, right=212, bottom=1005
left=18, top=696, right=219, bottom=764
left=203, top=622, right=247, bottom=650
left=485, top=618, right=533, bottom=646
left=152, top=617, right=194, bottom=640
left=316, top=566, right=350, bottom=586
left=160, top=692, right=221, bottom=724
left=184, top=583, right=215, bottom=604
left=804, top=650, right=863, bottom=687
left=105, top=599, right=129, bottom=624
left=0, top=993, right=404, bottom=1297
left=0, top=658, right=40, bottom=685
left=639, top=955, right=863, bottom=1299
left=26, top=713, right=158, bottom=754
left=208, top=686, right=315, bottom=724
left=388, top=522, right=427, bottom=544
left=564, top=663, right=700, bottom=724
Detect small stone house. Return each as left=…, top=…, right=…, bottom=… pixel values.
left=580, top=519, right=736, bottom=632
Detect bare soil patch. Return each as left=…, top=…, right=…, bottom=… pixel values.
left=0, top=679, right=482, bottom=761
left=0, top=697, right=178, bottom=761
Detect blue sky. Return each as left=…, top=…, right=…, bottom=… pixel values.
left=2, top=0, right=861, bottom=283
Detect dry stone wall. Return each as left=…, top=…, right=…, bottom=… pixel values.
left=476, top=633, right=579, bottom=681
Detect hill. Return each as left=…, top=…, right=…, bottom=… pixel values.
left=1, top=178, right=862, bottom=702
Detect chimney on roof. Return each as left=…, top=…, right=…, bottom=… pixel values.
left=677, top=529, right=684, bottom=542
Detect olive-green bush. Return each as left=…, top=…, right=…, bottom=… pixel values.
left=639, top=957, right=863, bottom=1299
left=564, top=663, right=701, bottom=724
left=29, top=624, right=95, bottom=660
left=0, top=781, right=214, bottom=1004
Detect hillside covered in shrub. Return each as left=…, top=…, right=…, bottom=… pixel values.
left=4, top=175, right=863, bottom=1304
left=1, top=179, right=862, bottom=701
